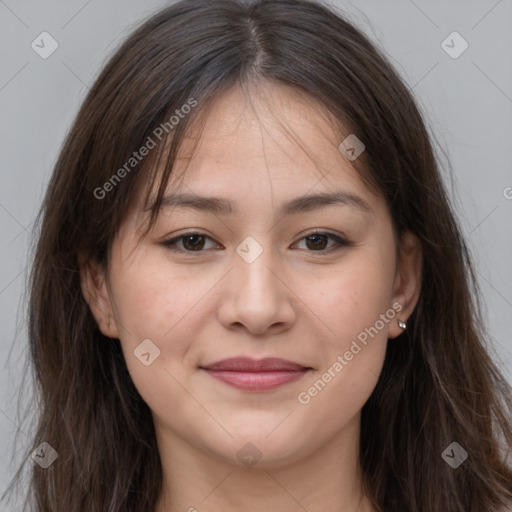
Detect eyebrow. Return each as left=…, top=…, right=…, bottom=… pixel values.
left=152, top=190, right=372, bottom=216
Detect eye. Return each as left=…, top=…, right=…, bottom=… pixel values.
left=293, top=231, right=351, bottom=254
left=162, top=233, right=221, bottom=253
left=162, top=230, right=351, bottom=255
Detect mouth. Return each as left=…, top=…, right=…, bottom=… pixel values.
left=199, top=357, right=312, bottom=391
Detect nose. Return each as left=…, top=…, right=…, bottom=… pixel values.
left=216, top=240, right=297, bottom=336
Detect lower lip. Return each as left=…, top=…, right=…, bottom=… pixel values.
left=202, top=369, right=310, bottom=391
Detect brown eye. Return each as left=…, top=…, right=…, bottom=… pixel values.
left=295, top=231, right=351, bottom=253
left=304, top=234, right=329, bottom=251
left=181, top=234, right=206, bottom=251
left=162, top=231, right=351, bottom=255
left=163, top=233, right=220, bottom=252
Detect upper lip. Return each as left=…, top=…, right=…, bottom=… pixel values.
left=200, top=357, right=310, bottom=372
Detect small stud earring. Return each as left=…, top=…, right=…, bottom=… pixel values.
left=397, top=319, right=407, bottom=330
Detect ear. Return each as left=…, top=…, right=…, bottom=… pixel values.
left=388, top=231, right=422, bottom=339
left=78, top=254, right=119, bottom=339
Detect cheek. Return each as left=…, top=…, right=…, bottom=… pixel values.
left=109, top=262, right=202, bottom=421
left=312, top=253, right=396, bottom=347
left=296, top=249, right=395, bottom=406
left=108, top=251, right=234, bottom=409
left=107, top=258, right=205, bottom=402
left=111, top=256, right=205, bottom=344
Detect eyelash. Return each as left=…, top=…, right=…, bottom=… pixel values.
left=161, top=230, right=352, bottom=255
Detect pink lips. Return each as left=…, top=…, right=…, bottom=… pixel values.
left=200, top=357, right=311, bottom=391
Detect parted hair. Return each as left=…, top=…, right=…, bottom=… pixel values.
left=2, top=1, right=512, bottom=511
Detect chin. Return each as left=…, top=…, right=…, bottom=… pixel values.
left=218, top=428, right=311, bottom=469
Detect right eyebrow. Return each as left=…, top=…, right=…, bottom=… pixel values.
left=149, top=189, right=372, bottom=216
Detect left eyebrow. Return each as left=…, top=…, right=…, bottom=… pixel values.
left=280, top=191, right=372, bottom=215
left=150, top=190, right=372, bottom=216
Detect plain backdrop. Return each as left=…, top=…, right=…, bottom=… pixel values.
left=1, top=0, right=511, bottom=504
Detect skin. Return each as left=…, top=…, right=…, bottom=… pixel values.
left=81, top=82, right=422, bottom=512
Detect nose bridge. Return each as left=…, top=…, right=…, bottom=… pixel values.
left=234, top=234, right=280, bottom=294
left=217, top=233, right=296, bottom=334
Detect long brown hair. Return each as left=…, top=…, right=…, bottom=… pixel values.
left=3, top=0, right=512, bottom=510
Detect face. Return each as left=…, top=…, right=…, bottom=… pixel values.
left=81, top=83, right=421, bottom=468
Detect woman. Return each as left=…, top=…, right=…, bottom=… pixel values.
left=3, top=0, right=512, bottom=510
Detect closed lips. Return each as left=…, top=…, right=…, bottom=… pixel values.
left=200, top=357, right=311, bottom=372
left=199, top=357, right=312, bottom=391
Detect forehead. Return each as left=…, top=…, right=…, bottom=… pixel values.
left=112, top=83, right=394, bottom=261
left=164, top=82, right=372, bottom=200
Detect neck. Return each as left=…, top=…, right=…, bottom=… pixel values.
left=153, top=413, right=376, bottom=512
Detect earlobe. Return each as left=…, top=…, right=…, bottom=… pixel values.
left=79, top=255, right=119, bottom=339
left=388, top=231, right=422, bottom=339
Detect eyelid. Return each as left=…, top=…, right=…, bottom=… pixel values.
left=292, top=230, right=352, bottom=253
left=161, top=230, right=222, bottom=252
left=161, top=229, right=352, bottom=254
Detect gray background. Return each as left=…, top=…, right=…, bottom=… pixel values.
left=1, top=0, right=511, bottom=505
